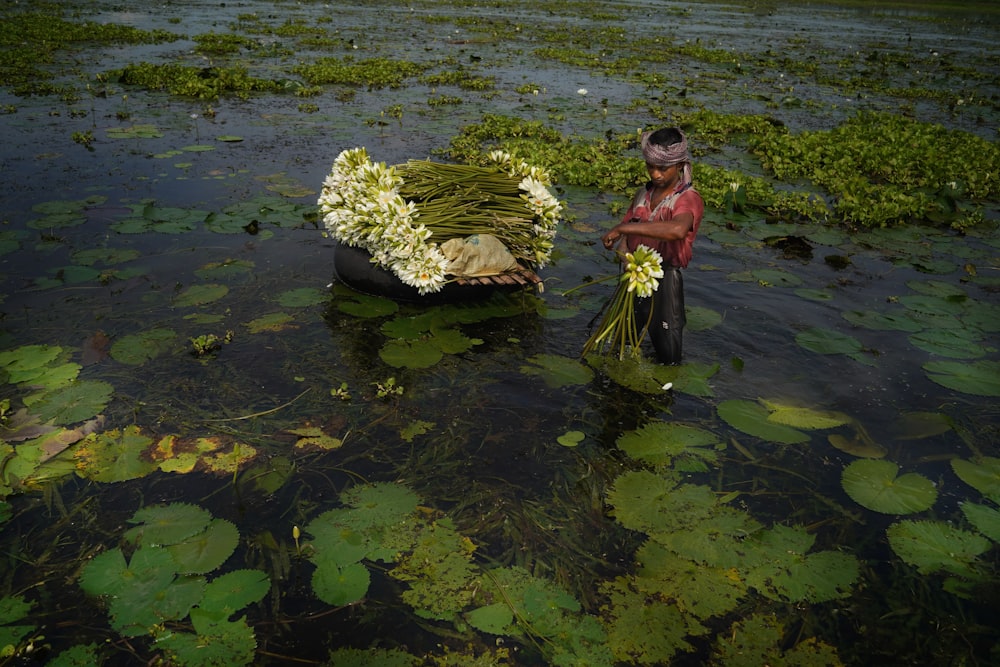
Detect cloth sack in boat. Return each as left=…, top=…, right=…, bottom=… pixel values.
left=441, top=234, right=519, bottom=277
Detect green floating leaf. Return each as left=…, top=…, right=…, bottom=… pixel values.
left=759, top=398, right=852, bottom=430
left=716, top=399, right=809, bottom=444
left=751, top=268, right=802, bottom=287
left=167, top=518, right=240, bottom=575
left=246, top=312, right=296, bottom=333
left=75, top=425, right=158, bottom=482
left=887, top=520, right=991, bottom=576
left=111, top=328, right=177, bottom=365
left=126, top=503, right=213, bottom=547
left=312, top=561, right=370, bottom=606
left=277, top=287, right=327, bottom=308
left=686, top=305, right=722, bottom=332
left=795, top=327, right=873, bottom=364
left=841, top=459, right=937, bottom=514
left=951, top=457, right=1000, bottom=501
left=617, top=422, right=720, bottom=467
left=175, top=284, right=229, bottom=307
left=216, top=135, right=244, bottom=142
left=194, top=259, right=255, bottom=279
left=72, top=247, right=141, bottom=266
left=466, top=602, right=513, bottom=634
left=842, top=309, right=923, bottom=332
left=557, top=430, right=585, bottom=447
left=380, top=339, right=443, bottom=368
left=961, top=502, right=1000, bottom=543
left=520, top=353, right=594, bottom=388
left=713, top=613, right=843, bottom=667
left=635, top=540, right=746, bottom=619
left=199, top=569, right=270, bottom=615
left=909, top=328, right=988, bottom=359
left=602, top=576, right=702, bottom=665
left=890, top=411, right=952, bottom=440
left=923, top=360, right=1000, bottom=396
left=107, top=123, right=163, bottom=139
left=31, top=379, right=113, bottom=425
left=0, top=344, right=65, bottom=383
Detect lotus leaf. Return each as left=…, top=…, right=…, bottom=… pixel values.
left=909, top=328, right=988, bottom=359
left=616, top=422, right=721, bottom=467
left=199, top=570, right=270, bottom=615
left=758, top=399, right=852, bottom=429
left=711, top=613, right=843, bottom=667
left=111, top=328, right=177, bottom=365
left=923, top=360, right=1000, bottom=396
left=277, top=287, right=327, bottom=307
left=125, top=503, right=213, bottom=547
left=74, top=425, right=158, bottom=482
left=886, top=520, right=991, bottom=576
left=961, top=502, right=1000, bottom=543
left=175, top=284, right=229, bottom=308
left=520, top=353, right=594, bottom=388
left=951, top=456, right=1000, bottom=501
left=601, top=576, right=704, bottom=664
left=166, top=518, right=240, bottom=575
left=312, top=561, right=371, bottom=606
left=716, top=399, right=810, bottom=444
left=841, top=459, right=937, bottom=514
left=635, top=540, right=747, bottom=619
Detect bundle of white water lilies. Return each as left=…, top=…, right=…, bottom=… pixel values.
left=318, top=147, right=563, bottom=294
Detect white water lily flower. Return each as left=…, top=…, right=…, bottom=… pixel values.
left=623, top=245, right=664, bottom=298
left=577, top=88, right=588, bottom=95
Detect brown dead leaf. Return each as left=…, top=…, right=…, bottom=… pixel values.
left=81, top=330, right=111, bottom=365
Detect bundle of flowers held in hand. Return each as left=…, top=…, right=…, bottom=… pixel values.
left=582, top=245, right=664, bottom=360
left=318, top=147, right=563, bottom=294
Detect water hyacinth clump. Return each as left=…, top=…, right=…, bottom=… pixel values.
left=317, top=148, right=562, bottom=294
left=582, top=245, right=664, bottom=360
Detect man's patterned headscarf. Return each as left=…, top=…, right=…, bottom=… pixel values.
left=641, top=129, right=693, bottom=189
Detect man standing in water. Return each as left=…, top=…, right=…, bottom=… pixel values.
left=601, top=128, right=704, bottom=364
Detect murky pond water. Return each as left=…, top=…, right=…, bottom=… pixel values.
left=1, top=0, right=999, bottom=665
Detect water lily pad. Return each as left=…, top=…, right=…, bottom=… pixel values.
left=0, top=344, right=65, bottom=383
left=841, top=459, right=937, bottom=514
left=716, top=399, right=809, bottom=444
left=278, top=287, right=327, bottom=307
left=111, top=328, right=177, bottom=365
left=199, top=569, right=270, bottom=615
left=125, top=503, right=213, bottom=547
left=246, top=312, right=296, bottom=333
left=795, top=327, right=873, bottom=364
left=751, top=268, right=802, bottom=287
left=72, top=247, right=141, bottom=266
left=686, top=305, right=722, bottom=332
left=216, top=135, right=244, bottom=142
left=841, top=309, right=923, bottom=332
left=908, top=328, right=988, bottom=359
left=174, top=284, right=229, bottom=307
left=616, top=422, right=720, bottom=467
left=744, top=526, right=859, bottom=602
left=950, top=457, right=1000, bottom=501
left=923, top=360, right=1000, bottom=396
left=890, top=411, right=952, bottom=440
left=466, top=602, right=513, bottom=634
left=520, top=353, right=594, bottom=388
left=166, top=518, right=240, bottom=575
left=312, top=561, right=371, bottom=606
left=557, top=430, right=585, bottom=447
left=31, top=379, right=113, bottom=425
left=758, top=399, right=852, bottom=429
left=74, top=424, right=158, bottom=482
left=106, top=123, right=163, bottom=139
left=827, top=433, right=887, bottom=458
left=886, top=520, right=990, bottom=576
left=380, top=339, right=443, bottom=368
left=335, top=290, right=399, bottom=318
left=961, top=502, right=1000, bottom=543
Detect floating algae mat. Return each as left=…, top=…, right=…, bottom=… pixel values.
left=1, top=0, right=999, bottom=665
